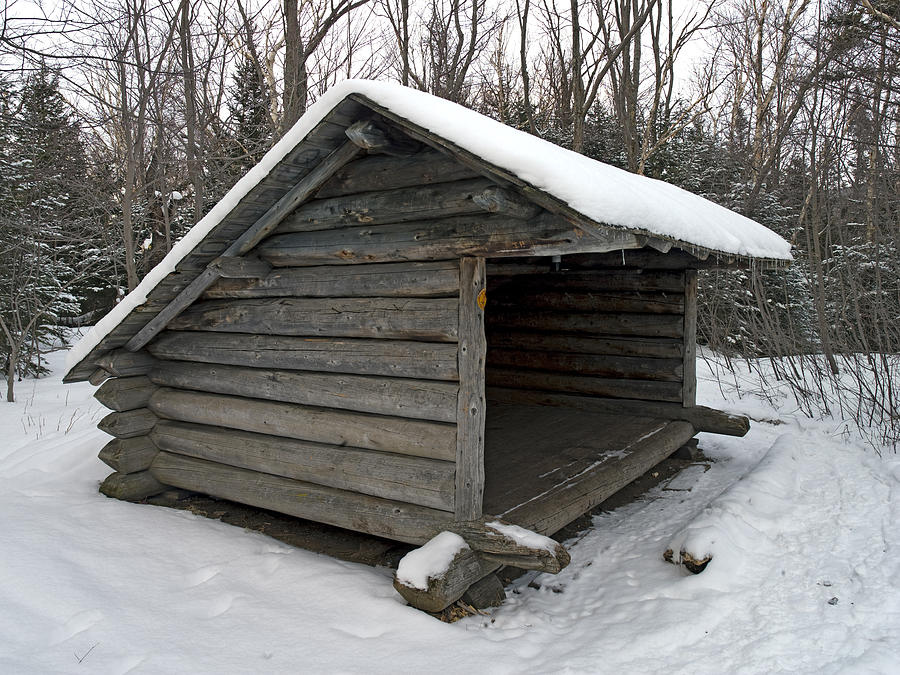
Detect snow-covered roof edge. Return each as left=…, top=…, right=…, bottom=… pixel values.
left=66, top=79, right=792, bottom=377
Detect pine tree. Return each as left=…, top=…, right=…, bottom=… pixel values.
left=227, top=45, right=274, bottom=174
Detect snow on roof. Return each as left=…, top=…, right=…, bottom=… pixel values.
left=66, top=79, right=792, bottom=375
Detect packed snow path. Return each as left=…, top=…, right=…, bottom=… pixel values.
left=1, top=349, right=898, bottom=673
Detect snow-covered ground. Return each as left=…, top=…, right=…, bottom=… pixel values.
left=1, top=347, right=898, bottom=674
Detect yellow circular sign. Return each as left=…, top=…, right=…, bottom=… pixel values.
left=476, top=288, right=487, bottom=311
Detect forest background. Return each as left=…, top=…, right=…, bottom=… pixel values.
left=0, top=0, right=897, bottom=446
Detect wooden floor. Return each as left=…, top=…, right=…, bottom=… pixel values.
left=482, top=402, right=695, bottom=535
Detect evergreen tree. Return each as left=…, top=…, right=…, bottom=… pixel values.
left=227, top=44, right=274, bottom=175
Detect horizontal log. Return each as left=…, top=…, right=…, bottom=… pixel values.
left=345, top=119, right=422, bottom=155
left=461, top=573, right=506, bottom=609
left=98, top=436, right=159, bottom=474
left=149, top=451, right=453, bottom=544
left=486, top=368, right=683, bottom=402
left=99, top=470, right=166, bottom=501
left=564, top=248, right=703, bottom=270
left=208, top=255, right=272, bottom=279
left=88, top=368, right=111, bottom=386
left=256, top=213, right=643, bottom=267
left=471, top=185, right=541, bottom=219
left=147, top=388, right=457, bottom=461
left=168, top=297, right=459, bottom=342
left=204, top=260, right=460, bottom=299
left=487, top=350, right=683, bottom=381
left=279, top=178, right=496, bottom=231
left=98, top=408, right=158, bottom=439
left=94, top=376, right=157, bottom=411
left=315, top=150, right=479, bottom=198
left=487, top=310, right=685, bottom=338
left=484, top=387, right=750, bottom=436
left=485, top=267, right=686, bottom=293
left=490, top=290, right=684, bottom=314
left=486, top=331, right=683, bottom=359
left=446, top=520, right=571, bottom=573
left=505, top=421, right=696, bottom=535
left=149, top=361, right=458, bottom=423
left=151, top=420, right=455, bottom=511
left=94, top=350, right=157, bottom=377
left=148, top=331, right=459, bottom=381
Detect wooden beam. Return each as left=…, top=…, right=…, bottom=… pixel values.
left=485, top=369, right=683, bottom=402
left=100, top=471, right=167, bottom=501
left=94, top=349, right=157, bottom=377
left=344, top=119, right=422, bottom=155
left=208, top=255, right=272, bottom=279
left=149, top=451, right=453, bottom=544
left=94, top=376, right=157, bottom=411
left=124, top=141, right=363, bottom=352
left=148, top=331, right=460, bottom=381
left=487, top=309, right=685, bottom=339
left=445, top=519, right=570, bottom=573
left=486, top=350, right=684, bottom=382
left=486, top=332, right=683, bottom=359
left=683, top=269, right=698, bottom=407
left=455, top=258, right=487, bottom=521
left=471, top=185, right=541, bottom=219
left=394, top=544, right=497, bottom=612
left=97, top=408, right=158, bottom=439
left=98, top=436, right=159, bottom=474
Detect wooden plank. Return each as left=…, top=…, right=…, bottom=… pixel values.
left=208, top=255, right=272, bottom=279
left=344, top=119, right=422, bottom=155
left=256, top=213, right=643, bottom=267
left=485, top=266, right=686, bottom=292
left=151, top=420, right=455, bottom=511
left=168, top=297, right=459, bottom=342
left=455, top=258, right=487, bottom=521
left=683, top=269, right=698, bottom=407
left=148, top=331, right=460, bottom=381
left=148, top=361, right=458, bottom=423
left=446, top=520, right=570, bottom=573
left=97, top=408, right=158, bottom=439
left=484, top=387, right=750, bottom=436
left=490, top=289, right=685, bottom=314
left=315, top=151, right=479, bottom=198
left=204, top=261, right=460, bottom=299
left=279, top=178, right=497, bottom=231
left=487, top=310, right=685, bottom=338
left=98, top=436, right=159, bottom=474
left=94, top=376, right=157, bottom=411
left=100, top=471, right=167, bottom=501
left=486, top=350, right=684, bottom=381
left=472, top=185, right=541, bottom=219
left=486, top=368, right=683, bottom=402
left=485, top=331, right=683, bottom=359
left=504, top=421, right=696, bottom=535
left=124, top=141, right=364, bottom=353
left=149, top=451, right=453, bottom=545
left=147, top=387, right=457, bottom=461
left=393, top=544, right=497, bottom=612
left=94, top=350, right=157, bottom=377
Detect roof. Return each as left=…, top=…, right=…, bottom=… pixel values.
left=64, top=79, right=792, bottom=382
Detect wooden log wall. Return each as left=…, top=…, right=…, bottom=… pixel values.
left=484, top=263, right=688, bottom=404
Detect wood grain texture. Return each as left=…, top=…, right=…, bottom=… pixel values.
left=151, top=420, right=455, bottom=510
left=98, top=436, right=159, bottom=474
left=168, top=297, right=459, bottom=342
left=149, top=451, right=453, bottom=544
left=147, top=387, right=457, bottom=461
left=204, top=260, right=460, bottom=299
left=486, top=309, right=685, bottom=338
left=94, top=376, right=157, bottom=412
left=149, top=361, right=459, bottom=422
left=486, top=368, right=683, bottom=402
left=148, top=331, right=460, bottom=381
left=455, top=258, right=487, bottom=521
left=99, top=470, right=166, bottom=501
left=486, top=350, right=683, bottom=381
left=683, top=269, right=698, bottom=407
left=490, top=289, right=684, bottom=314
left=97, top=408, right=158, bottom=439
left=393, top=545, right=497, bottom=612
left=485, top=267, right=686, bottom=293
left=94, top=349, right=157, bottom=377
left=485, top=331, right=683, bottom=359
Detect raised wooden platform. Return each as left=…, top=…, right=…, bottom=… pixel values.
left=483, top=402, right=696, bottom=535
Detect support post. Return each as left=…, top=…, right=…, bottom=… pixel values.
left=683, top=269, right=698, bottom=407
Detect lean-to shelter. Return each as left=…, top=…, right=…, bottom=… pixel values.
left=64, top=80, right=791, bottom=611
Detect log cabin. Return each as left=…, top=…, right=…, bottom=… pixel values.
left=64, top=80, right=791, bottom=612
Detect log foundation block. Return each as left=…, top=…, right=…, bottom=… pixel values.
left=99, top=471, right=167, bottom=501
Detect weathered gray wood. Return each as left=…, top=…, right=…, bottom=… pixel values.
left=486, top=331, right=683, bottom=359
left=98, top=436, right=159, bottom=474
left=94, top=350, right=157, bottom=377
left=485, top=386, right=750, bottom=436
left=147, top=387, right=457, bottom=461
left=485, top=267, right=686, bottom=293
left=124, top=141, right=363, bottom=353
left=491, top=289, right=685, bottom=314
left=279, top=179, right=496, bottom=231
left=471, top=185, right=542, bottom=219
left=505, top=421, right=696, bottom=535
left=460, top=573, right=506, bottom=609
left=94, top=376, right=157, bottom=411
left=149, top=451, right=453, bottom=544
left=345, top=119, right=422, bottom=155
left=455, top=258, right=487, bottom=521
left=486, top=368, right=683, bottom=402
left=487, top=350, right=683, bottom=382
left=487, top=309, right=685, bottom=338
left=204, top=261, right=460, bottom=299
left=683, top=269, right=698, bottom=407
left=208, top=255, right=272, bottom=279
left=393, top=544, right=498, bottom=612
left=88, top=368, right=111, bottom=386
left=98, top=408, right=158, bottom=439
left=446, top=520, right=570, bottom=573
left=564, top=248, right=703, bottom=270
left=168, top=297, right=459, bottom=342
left=256, top=213, right=643, bottom=267
left=99, top=470, right=166, bottom=500
left=150, top=420, right=455, bottom=511
left=149, top=361, right=458, bottom=423
left=315, top=151, right=479, bottom=198
left=148, top=331, right=460, bottom=380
